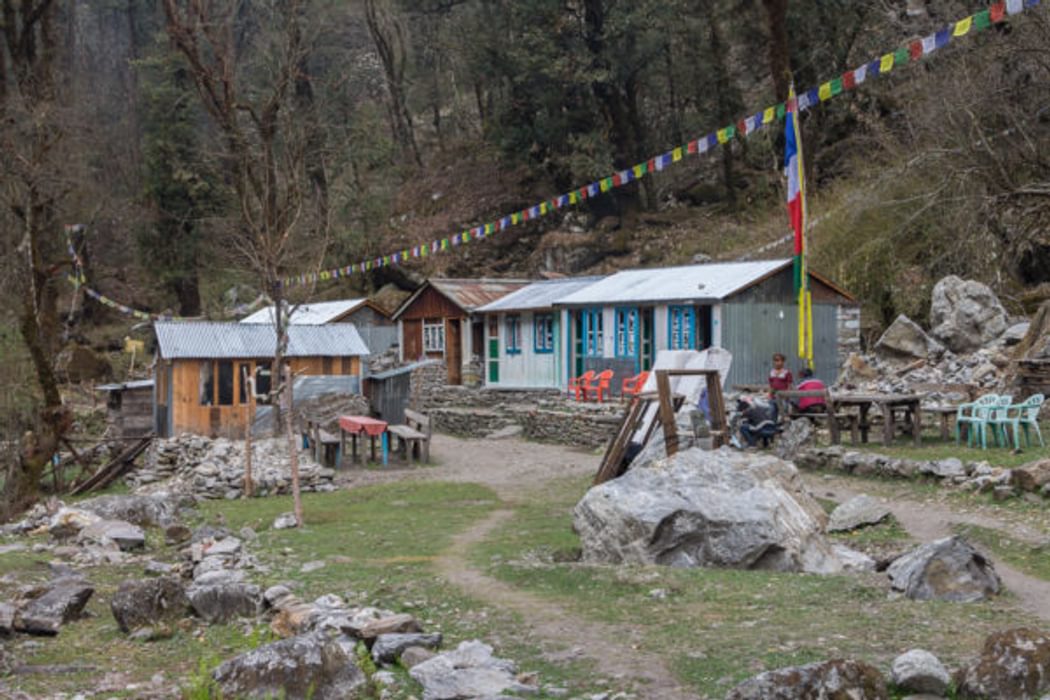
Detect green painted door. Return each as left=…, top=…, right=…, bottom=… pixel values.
left=487, top=316, right=500, bottom=383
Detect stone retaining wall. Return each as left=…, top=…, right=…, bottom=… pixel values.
left=431, top=406, right=620, bottom=449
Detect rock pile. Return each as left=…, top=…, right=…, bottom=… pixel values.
left=132, top=435, right=336, bottom=499
left=573, top=447, right=847, bottom=574
left=183, top=532, right=265, bottom=623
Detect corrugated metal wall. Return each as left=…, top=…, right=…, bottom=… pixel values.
left=357, top=323, right=399, bottom=357
left=721, top=302, right=840, bottom=388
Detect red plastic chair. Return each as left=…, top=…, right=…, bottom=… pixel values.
left=621, top=371, right=650, bottom=398
left=568, top=370, right=596, bottom=402
left=586, top=369, right=615, bottom=403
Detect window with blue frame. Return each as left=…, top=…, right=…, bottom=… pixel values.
left=581, top=308, right=603, bottom=356
left=534, top=314, right=554, bottom=353
left=668, top=306, right=696, bottom=350
left=506, top=315, right=522, bottom=355
left=615, top=307, right=638, bottom=357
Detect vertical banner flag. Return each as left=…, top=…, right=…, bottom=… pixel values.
left=785, top=85, right=813, bottom=366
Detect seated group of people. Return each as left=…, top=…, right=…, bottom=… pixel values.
left=737, top=353, right=827, bottom=448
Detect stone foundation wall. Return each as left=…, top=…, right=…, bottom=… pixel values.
left=837, top=305, right=862, bottom=373
left=418, top=385, right=566, bottom=411
left=409, top=361, right=447, bottom=410
left=431, top=405, right=620, bottom=449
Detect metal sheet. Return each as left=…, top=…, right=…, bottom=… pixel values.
left=156, top=321, right=370, bottom=359
left=240, top=299, right=368, bottom=325
left=426, top=278, right=533, bottom=311
left=721, top=302, right=840, bottom=388
left=477, top=277, right=605, bottom=313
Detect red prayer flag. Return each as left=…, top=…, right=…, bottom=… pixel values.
left=842, top=70, right=856, bottom=90
left=909, top=40, right=923, bottom=60
left=990, top=2, right=1005, bottom=22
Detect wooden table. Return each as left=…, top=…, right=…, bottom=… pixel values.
left=832, top=393, right=923, bottom=446
left=338, top=415, right=389, bottom=466
left=923, top=404, right=960, bottom=441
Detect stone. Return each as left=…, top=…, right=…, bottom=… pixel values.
left=827, top=494, right=891, bottom=532
left=400, top=646, right=436, bottom=669
left=212, top=631, right=367, bottom=700
left=203, top=536, right=242, bottom=557
left=992, top=485, right=1017, bottom=501
left=372, top=633, right=443, bottom=664
left=164, top=524, right=192, bottom=545
left=919, top=458, right=966, bottom=479
left=47, top=507, right=101, bottom=539
left=930, top=275, right=1009, bottom=352
left=1002, top=321, right=1030, bottom=346
left=891, top=649, right=950, bottom=695
left=486, top=424, right=524, bottom=440
left=0, top=602, right=15, bottom=635
left=954, top=627, right=1050, bottom=699
left=573, top=447, right=841, bottom=574
left=773, top=419, right=816, bottom=463
left=875, top=314, right=944, bottom=360
left=263, top=585, right=293, bottom=607
left=409, top=640, right=536, bottom=700
left=110, top=577, right=190, bottom=633
left=300, top=560, right=325, bottom=573
left=831, top=544, right=877, bottom=573
left=77, top=520, right=146, bottom=552
left=77, top=493, right=180, bottom=528
left=1011, top=459, right=1050, bottom=493
left=15, top=580, right=94, bottom=635
left=143, top=560, right=174, bottom=576
left=271, top=601, right=320, bottom=638
left=887, top=536, right=1000, bottom=602
left=356, top=613, right=422, bottom=640
left=340, top=607, right=398, bottom=638
left=187, top=581, right=263, bottom=623
left=272, top=512, right=298, bottom=530
left=191, top=524, right=231, bottom=543
left=725, top=658, right=888, bottom=700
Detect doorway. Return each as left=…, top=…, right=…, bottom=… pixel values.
left=447, top=318, right=462, bottom=384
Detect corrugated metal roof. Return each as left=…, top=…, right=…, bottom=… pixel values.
left=239, top=298, right=368, bottom=325
left=155, top=321, right=370, bottom=359
left=555, top=259, right=791, bottom=305
left=476, top=276, right=607, bottom=313
left=428, top=278, right=533, bottom=312
left=97, top=379, right=154, bottom=392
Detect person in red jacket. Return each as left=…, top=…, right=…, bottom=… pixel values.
left=796, top=367, right=827, bottom=414
left=768, top=353, right=793, bottom=393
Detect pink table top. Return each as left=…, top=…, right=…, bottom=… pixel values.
left=339, top=415, right=388, bottom=437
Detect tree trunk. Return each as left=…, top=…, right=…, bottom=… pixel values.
left=283, top=364, right=303, bottom=527
left=762, top=0, right=791, bottom=103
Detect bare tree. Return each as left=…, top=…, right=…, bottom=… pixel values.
left=0, top=0, right=73, bottom=515
left=162, top=0, right=332, bottom=434
left=365, top=0, right=421, bottom=166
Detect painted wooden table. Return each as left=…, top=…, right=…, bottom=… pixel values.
left=832, top=393, right=923, bottom=446
left=338, top=415, right=389, bottom=466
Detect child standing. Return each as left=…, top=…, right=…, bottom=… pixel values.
left=768, top=353, right=793, bottom=393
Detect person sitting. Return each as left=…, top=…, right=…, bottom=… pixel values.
left=738, top=396, right=780, bottom=448
left=795, top=367, right=827, bottom=415
left=768, top=352, right=793, bottom=393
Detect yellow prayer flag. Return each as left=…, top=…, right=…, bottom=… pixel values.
left=953, top=16, right=973, bottom=36
left=879, top=53, right=895, bottom=73
left=818, top=82, right=832, bottom=101
left=633, top=164, right=644, bottom=178
left=569, top=192, right=578, bottom=205
left=672, top=147, right=683, bottom=162
left=717, top=129, right=729, bottom=144
left=763, top=107, right=775, bottom=123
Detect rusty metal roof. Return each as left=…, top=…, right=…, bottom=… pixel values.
left=394, top=278, right=532, bottom=317
left=155, top=321, right=370, bottom=359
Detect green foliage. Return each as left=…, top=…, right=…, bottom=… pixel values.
left=182, top=656, right=222, bottom=700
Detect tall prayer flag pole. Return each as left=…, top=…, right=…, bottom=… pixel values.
left=785, top=84, right=813, bottom=367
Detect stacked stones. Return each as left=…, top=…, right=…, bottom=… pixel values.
left=131, top=435, right=336, bottom=499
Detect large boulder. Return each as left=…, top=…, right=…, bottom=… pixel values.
left=47, top=507, right=101, bottom=539
left=110, top=577, right=191, bottom=633
left=930, top=275, right=1008, bottom=352
left=573, top=447, right=841, bottom=574
left=827, top=494, right=891, bottom=533
left=887, top=536, right=1000, bottom=602
left=77, top=519, right=146, bottom=552
left=77, top=493, right=182, bottom=527
left=1011, top=459, right=1050, bottom=493
left=212, top=631, right=367, bottom=700
left=954, top=628, right=1050, bottom=699
left=371, top=633, right=443, bottom=664
left=408, top=640, right=536, bottom=700
left=891, top=648, right=950, bottom=695
left=725, top=658, right=888, bottom=700
left=875, top=314, right=944, bottom=360
left=773, top=419, right=816, bottom=463
left=187, top=578, right=263, bottom=624
left=15, top=579, right=94, bottom=635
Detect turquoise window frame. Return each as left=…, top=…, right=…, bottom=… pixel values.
left=581, top=308, right=604, bottom=357
left=668, top=306, right=696, bottom=350
left=534, top=313, right=555, bottom=354
left=506, top=315, right=522, bottom=355
left=615, top=307, right=639, bottom=358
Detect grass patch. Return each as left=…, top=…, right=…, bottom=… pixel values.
left=473, top=476, right=1037, bottom=697
left=954, top=524, right=1050, bottom=582
left=828, top=515, right=913, bottom=549
left=854, top=428, right=1050, bottom=470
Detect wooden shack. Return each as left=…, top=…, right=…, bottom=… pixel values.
left=97, top=379, right=155, bottom=439
left=391, top=278, right=530, bottom=385
left=240, top=297, right=398, bottom=355
left=153, top=321, right=370, bottom=438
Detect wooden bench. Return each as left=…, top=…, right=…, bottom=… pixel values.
left=304, top=418, right=341, bottom=467
left=777, top=389, right=859, bottom=446
left=387, top=409, right=431, bottom=463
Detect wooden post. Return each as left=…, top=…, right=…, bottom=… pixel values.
left=655, top=370, right=678, bottom=457
left=243, top=368, right=254, bottom=498
left=283, top=365, right=303, bottom=527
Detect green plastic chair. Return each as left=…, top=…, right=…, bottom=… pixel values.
left=955, top=394, right=999, bottom=447
left=983, top=395, right=1015, bottom=449
left=1004, top=394, right=1045, bottom=449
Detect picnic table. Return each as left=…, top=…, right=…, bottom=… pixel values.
left=338, top=415, right=389, bottom=466
left=832, top=393, right=923, bottom=446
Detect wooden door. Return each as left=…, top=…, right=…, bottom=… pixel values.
left=403, top=319, right=422, bottom=360
left=447, top=318, right=462, bottom=384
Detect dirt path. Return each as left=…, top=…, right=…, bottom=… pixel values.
left=810, top=474, right=1050, bottom=622
left=340, top=434, right=697, bottom=698
left=434, top=508, right=699, bottom=700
